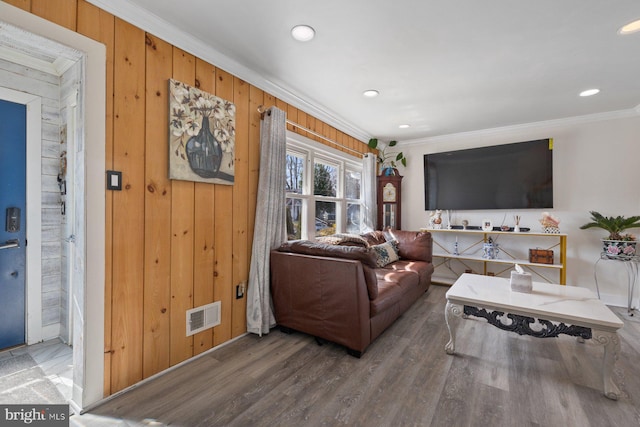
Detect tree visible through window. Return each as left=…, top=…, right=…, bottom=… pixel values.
left=314, top=161, right=337, bottom=236
left=314, top=162, right=336, bottom=196
left=286, top=152, right=305, bottom=239
left=286, top=154, right=303, bottom=194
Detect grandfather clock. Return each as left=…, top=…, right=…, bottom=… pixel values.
left=377, top=174, right=403, bottom=230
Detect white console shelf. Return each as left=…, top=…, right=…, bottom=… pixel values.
left=421, top=228, right=567, bottom=285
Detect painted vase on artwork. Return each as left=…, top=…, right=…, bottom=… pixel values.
left=185, top=115, right=222, bottom=178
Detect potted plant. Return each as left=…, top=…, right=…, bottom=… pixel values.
left=579, top=211, right=640, bottom=259
left=368, top=138, right=406, bottom=175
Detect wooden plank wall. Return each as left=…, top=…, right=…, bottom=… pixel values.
left=3, top=0, right=374, bottom=395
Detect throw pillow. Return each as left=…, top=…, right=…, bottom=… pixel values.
left=360, top=230, right=387, bottom=246
left=371, top=240, right=400, bottom=267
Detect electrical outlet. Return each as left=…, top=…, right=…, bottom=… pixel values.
left=236, top=283, right=245, bottom=299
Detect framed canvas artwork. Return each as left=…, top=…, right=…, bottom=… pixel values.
left=168, top=78, right=235, bottom=184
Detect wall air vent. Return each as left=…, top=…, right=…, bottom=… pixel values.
left=186, top=301, right=221, bottom=336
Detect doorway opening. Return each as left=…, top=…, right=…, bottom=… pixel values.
left=1, top=3, right=106, bottom=412
left=0, top=23, right=83, bottom=404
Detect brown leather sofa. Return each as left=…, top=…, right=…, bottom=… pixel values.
left=270, top=230, right=434, bottom=357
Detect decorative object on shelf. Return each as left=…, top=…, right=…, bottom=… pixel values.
left=429, top=210, right=443, bottom=229
left=461, top=220, right=468, bottom=230
left=453, top=237, right=459, bottom=256
left=426, top=228, right=567, bottom=284
left=446, top=210, right=452, bottom=229
left=510, top=264, right=532, bottom=293
left=367, top=138, right=406, bottom=175
left=377, top=174, right=403, bottom=230
left=514, top=215, right=521, bottom=232
left=580, top=211, right=640, bottom=260
left=169, top=78, right=235, bottom=184
left=482, top=219, right=492, bottom=232
left=539, top=211, right=560, bottom=233
left=529, top=248, right=554, bottom=264
left=482, top=237, right=499, bottom=259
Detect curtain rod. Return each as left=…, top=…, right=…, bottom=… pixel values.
left=257, top=105, right=366, bottom=157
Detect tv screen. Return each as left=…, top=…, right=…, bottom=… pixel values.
left=424, top=139, right=553, bottom=210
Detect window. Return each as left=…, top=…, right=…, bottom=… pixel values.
left=285, top=150, right=305, bottom=240
left=285, top=132, right=363, bottom=240
left=345, top=169, right=362, bottom=234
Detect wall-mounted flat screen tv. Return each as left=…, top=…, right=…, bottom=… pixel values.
left=424, top=139, right=553, bottom=210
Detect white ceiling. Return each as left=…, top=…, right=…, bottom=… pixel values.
left=92, top=0, right=640, bottom=143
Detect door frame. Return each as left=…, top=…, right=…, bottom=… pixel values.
left=0, top=88, right=42, bottom=346
left=63, top=90, right=78, bottom=346
left=1, top=2, right=106, bottom=411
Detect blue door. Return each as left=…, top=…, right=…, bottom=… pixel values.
left=0, top=99, right=27, bottom=350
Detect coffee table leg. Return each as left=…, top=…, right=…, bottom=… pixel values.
left=445, top=302, right=463, bottom=355
left=593, top=330, right=621, bottom=400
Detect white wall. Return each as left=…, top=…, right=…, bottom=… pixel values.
left=401, top=111, right=640, bottom=307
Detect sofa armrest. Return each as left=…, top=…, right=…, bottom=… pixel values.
left=270, top=251, right=371, bottom=353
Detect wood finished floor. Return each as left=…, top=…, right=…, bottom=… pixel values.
left=72, top=285, right=640, bottom=427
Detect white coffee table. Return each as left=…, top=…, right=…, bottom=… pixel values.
left=445, top=273, right=624, bottom=400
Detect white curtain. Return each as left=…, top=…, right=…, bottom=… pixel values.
left=246, top=107, right=287, bottom=335
left=361, top=153, right=377, bottom=233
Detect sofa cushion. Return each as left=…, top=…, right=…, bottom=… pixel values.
left=370, top=240, right=400, bottom=267
left=370, top=281, right=403, bottom=316
left=374, top=268, right=419, bottom=289
left=277, top=240, right=377, bottom=268
left=387, top=260, right=435, bottom=288
left=386, top=230, right=432, bottom=262
left=370, top=270, right=419, bottom=316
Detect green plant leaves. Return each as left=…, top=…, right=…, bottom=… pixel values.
left=580, top=211, right=640, bottom=240
left=367, top=138, right=406, bottom=168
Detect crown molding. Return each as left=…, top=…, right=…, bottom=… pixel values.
left=401, top=107, right=640, bottom=147
left=85, top=0, right=370, bottom=143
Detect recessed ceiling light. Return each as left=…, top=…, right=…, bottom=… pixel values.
left=619, top=19, right=640, bottom=35
left=399, top=124, right=411, bottom=129
left=579, top=88, right=600, bottom=97
left=291, top=25, right=315, bottom=42
left=363, top=90, right=379, bottom=98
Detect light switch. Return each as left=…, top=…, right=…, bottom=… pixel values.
left=106, top=170, right=122, bottom=191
